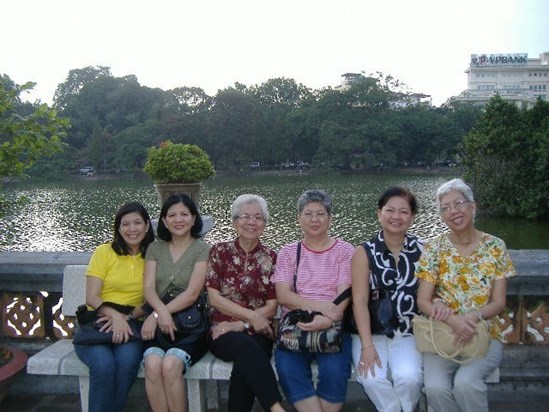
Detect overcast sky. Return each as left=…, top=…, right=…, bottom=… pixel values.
left=2, top=0, right=548, bottom=106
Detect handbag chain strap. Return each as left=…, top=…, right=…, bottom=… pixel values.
left=293, top=241, right=351, bottom=305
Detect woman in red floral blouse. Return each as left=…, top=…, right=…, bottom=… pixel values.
left=206, top=194, right=286, bottom=412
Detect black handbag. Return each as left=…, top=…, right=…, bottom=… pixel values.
left=343, top=244, right=399, bottom=336
left=144, top=284, right=210, bottom=350
left=369, top=287, right=398, bottom=336
left=276, top=242, right=351, bottom=353
left=73, top=302, right=142, bottom=345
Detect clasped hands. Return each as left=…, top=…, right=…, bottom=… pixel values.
left=95, top=312, right=134, bottom=344
left=141, top=305, right=175, bottom=341
left=431, top=300, right=479, bottom=345
left=296, top=301, right=342, bottom=331
left=212, top=311, right=273, bottom=340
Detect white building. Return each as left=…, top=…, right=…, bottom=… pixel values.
left=336, top=72, right=432, bottom=107
left=457, top=51, right=549, bottom=108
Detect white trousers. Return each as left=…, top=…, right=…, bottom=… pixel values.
left=352, top=332, right=423, bottom=412
left=423, top=339, right=503, bottom=412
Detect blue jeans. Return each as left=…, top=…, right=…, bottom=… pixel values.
left=74, top=340, right=143, bottom=412
left=274, top=333, right=352, bottom=404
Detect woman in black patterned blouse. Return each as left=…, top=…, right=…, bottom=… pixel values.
left=351, top=187, right=424, bottom=412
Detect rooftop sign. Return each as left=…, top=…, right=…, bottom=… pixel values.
left=471, top=53, right=528, bottom=67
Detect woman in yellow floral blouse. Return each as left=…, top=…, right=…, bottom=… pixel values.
left=416, top=178, right=516, bottom=412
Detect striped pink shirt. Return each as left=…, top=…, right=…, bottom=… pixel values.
left=271, top=239, right=353, bottom=303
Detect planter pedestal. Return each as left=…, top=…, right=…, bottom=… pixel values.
left=154, top=183, right=201, bottom=207
left=0, top=347, right=28, bottom=404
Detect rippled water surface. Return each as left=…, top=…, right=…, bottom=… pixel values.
left=1, top=174, right=547, bottom=251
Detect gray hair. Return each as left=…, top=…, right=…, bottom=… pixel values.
left=297, top=189, right=333, bottom=215
left=436, top=178, right=475, bottom=210
left=231, top=194, right=269, bottom=223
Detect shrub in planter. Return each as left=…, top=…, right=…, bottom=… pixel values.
left=143, top=141, right=215, bottom=184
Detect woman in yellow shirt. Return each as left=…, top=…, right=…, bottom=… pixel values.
left=74, top=201, right=155, bottom=412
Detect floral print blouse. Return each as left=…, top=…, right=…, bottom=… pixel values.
left=415, top=232, right=517, bottom=340
left=206, top=237, right=277, bottom=332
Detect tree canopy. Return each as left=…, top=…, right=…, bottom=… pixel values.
left=0, top=75, right=69, bottom=181
left=39, top=66, right=479, bottom=174
left=464, top=95, right=549, bottom=218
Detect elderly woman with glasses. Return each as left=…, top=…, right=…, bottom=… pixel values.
left=416, top=178, right=516, bottom=412
left=272, top=189, right=354, bottom=412
left=206, top=194, right=286, bottom=412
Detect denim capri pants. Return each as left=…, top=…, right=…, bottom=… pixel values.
left=274, top=333, right=352, bottom=404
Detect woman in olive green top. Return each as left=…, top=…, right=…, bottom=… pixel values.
left=141, top=193, right=210, bottom=412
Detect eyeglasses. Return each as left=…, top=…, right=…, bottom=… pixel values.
left=440, top=199, right=470, bottom=215
left=301, top=211, right=329, bottom=221
left=237, top=214, right=264, bottom=223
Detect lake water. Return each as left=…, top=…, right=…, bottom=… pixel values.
left=1, top=174, right=547, bottom=251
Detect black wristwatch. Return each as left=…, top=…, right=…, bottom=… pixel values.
left=242, top=321, right=251, bottom=331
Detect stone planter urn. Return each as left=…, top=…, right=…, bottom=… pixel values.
left=154, top=182, right=202, bottom=208
left=0, top=346, right=28, bottom=404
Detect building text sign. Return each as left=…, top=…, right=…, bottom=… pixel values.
left=471, top=53, right=528, bottom=67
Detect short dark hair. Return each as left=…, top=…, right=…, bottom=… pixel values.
left=297, top=189, right=333, bottom=215
left=378, top=187, right=418, bottom=215
left=157, top=193, right=203, bottom=240
left=111, top=201, right=155, bottom=256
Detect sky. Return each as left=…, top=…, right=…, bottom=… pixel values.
left=2, top=0, right=548, bottom=107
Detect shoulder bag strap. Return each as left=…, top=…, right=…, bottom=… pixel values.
left=333, top=287, right=352, bottom=305
left=292, top=242, right=302, bottom=292
left=361, top=242, right=378, bottom=290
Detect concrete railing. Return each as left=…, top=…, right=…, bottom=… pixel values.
left=0, top=250, right=548, bottom=350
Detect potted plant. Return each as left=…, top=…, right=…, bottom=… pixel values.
left=0, top=345, right=28, bottom=404
left=143, top=141, right=215, bottom=207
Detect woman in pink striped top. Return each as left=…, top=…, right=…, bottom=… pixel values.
left=272, top=189, right=354, bottom=412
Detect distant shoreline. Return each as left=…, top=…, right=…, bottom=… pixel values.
left=4, top=166, right=459, bottom=183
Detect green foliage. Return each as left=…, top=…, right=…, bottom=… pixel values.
left=19, top=67, right=478, bottom=175
left=464, top=95, right=549, bottom=218
left=0, top=75, right=70, bottom=180
left=143, top=141, right=215, bottom=183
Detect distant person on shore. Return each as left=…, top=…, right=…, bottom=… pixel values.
left=416, top=178, right=516, bottom=412
left=74, top=201, right=155, bottom=412
left=351, top=187, right=423, bottom=412
left=272, top=189, right=353, bottom=412
left=206, top=194, right=286, bottom=412
left=141, top=193, right=210, bottom=412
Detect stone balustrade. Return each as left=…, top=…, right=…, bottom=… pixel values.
left=0, top=250, right=548, bottom=350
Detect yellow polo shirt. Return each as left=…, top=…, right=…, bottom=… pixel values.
left=86, top=243, right=145, bottom=307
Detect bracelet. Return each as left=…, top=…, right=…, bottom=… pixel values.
left=127, top=313, right=135, bottom=321
left=433, top=298, right=446, bottom=305
left=361, top=344, right=374, bottom=350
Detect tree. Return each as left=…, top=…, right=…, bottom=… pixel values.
left=0, top=75, right=69, bottom=181
left=463, top=95, right=548, bottom=218
left=53, top=66, right=112, bottom=109
left=206, top=87, right=262, bottom=169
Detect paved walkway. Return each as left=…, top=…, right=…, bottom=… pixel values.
left=2, top=393, right=548, bottom=412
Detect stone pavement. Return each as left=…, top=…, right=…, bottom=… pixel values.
left=2, top=392, right=548, bottom=412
